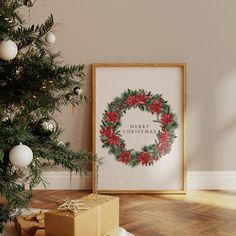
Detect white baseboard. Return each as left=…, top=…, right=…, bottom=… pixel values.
left=33, top=171, right=92, bottom=190
left=33, top=171, right=236, bottom=190
left=187, top=171, right=236, bottom=190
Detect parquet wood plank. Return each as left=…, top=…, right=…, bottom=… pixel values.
left=29, top=190, right=236, bottom=236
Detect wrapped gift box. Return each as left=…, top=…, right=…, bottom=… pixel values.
left=15, top=211, right=45, bottom=236
left=15, top=216, right=39, bottom=236
left=45, top=194, right=119, bottom=236
left=81, top=194, right=119, bottom=235
left=34, top=229, right=45, bottom=236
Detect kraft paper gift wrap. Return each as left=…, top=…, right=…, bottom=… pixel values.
left=34, top=229, right=45, bottom=236
left=15, top=211, right=45, bottom=236
left=45, top=194, right=119, bottom=236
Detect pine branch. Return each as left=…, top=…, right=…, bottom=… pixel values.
left=0, top=1, right=98, bottom=232
left=38, top=14, right=54, bottom=37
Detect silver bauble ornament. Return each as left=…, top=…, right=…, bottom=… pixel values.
left=45, top=32, right=56, bottom=44
left=9, top=143, right=33, bottom=168
left=73, top=87, right=83, bottom=96
left=23, top=0, right=36, bottom=7
left=0, top=40, right=18, bottom=61
left=41, top=119, right=57, bottom=132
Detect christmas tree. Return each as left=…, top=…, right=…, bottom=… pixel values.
left=0, top=0, right=95, bottom=232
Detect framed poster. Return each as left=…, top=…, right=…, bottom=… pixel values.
left=92, top=63, right=186, bottom=194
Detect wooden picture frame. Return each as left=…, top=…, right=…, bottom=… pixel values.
left=92, top=63, right=186, bottom=194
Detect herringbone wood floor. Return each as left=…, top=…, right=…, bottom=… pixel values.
left=30, top=190, right=236, bottom=236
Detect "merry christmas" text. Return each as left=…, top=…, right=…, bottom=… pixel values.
left=122, top=124, right=157, bottom=134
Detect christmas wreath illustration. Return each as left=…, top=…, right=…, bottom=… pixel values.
left=100, top=89, right=179, bottom=167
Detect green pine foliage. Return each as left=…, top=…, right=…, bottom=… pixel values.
left=0, top=0, right=96, bottom=232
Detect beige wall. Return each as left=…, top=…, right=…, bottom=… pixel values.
left=29, top=0, right=236, bottom=171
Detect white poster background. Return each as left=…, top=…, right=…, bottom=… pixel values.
left=95, top=66, right=183, bottom=190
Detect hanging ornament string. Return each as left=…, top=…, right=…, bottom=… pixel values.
left=24, top=0, right=37, bottom=7
left=28, top=7, right=31, bottom=25
left=23, top=0, right=37, bottom=25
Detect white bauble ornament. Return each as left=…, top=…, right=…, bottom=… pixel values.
left=0, top=40, right=18, bottom=61
left=45, top=32, right=56, bottom=44
left=9, top=143, right=33, bottom=168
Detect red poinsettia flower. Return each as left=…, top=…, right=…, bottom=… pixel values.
left=136, top=93, right=147, bottom=105
left=119, top=151, right=132, bottom=164
left=127, top=95, right=138, bottom=107
left=108, top=133, right=120, bottom=146
left=157, top=142, right=170, bottom=155
left=149, top=99, right=162, bottom=114
left=160, top=131, right=171, bottom=143
left=106, top=111, right=119, bottom=123
left=100, top=126, right=114, bottom=137
left=161, top=114, right=173, bottom=125
left=127, top=93, right=147, bottom=107
left=138, top=152, right=151, bottom=166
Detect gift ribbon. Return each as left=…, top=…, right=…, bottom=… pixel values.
left=58, top=199, right=90, bottom=215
